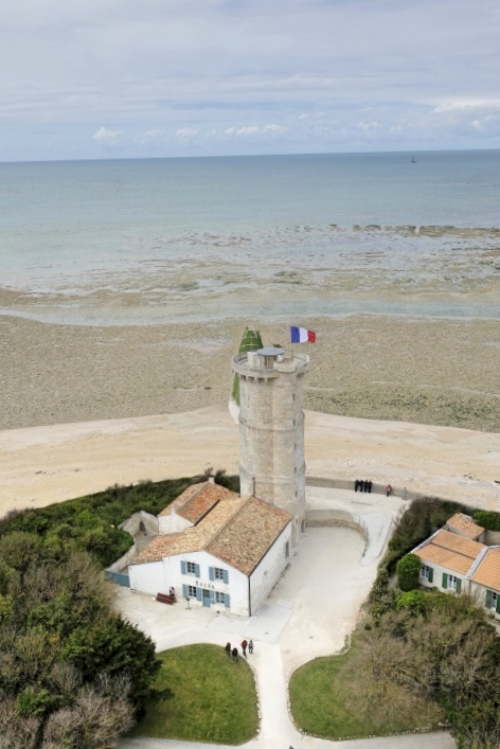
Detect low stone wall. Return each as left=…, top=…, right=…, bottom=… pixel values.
left=306, top=475, right=425, bottom=501
left=306, top=507, right=366, bottom=535
left=107, top=543, right=137, bottom=574
left=306, top=509, right=369, bottom=558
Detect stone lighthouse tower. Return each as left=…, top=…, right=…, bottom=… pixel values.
left=232, top=346, right=309, bottom=545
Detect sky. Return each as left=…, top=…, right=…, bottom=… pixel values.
left=0, top=0, right=499, bottom=162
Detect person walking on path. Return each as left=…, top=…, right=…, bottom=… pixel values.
left=225, top=642, right=231, bottom=657
left=232, top=647, right=238, bottom=662
left=241, top=639, right=248, bottom=657
left=248, top=639, right=254, bottom=654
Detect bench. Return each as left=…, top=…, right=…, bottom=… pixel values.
left=156, top=592, right=176, bottom=605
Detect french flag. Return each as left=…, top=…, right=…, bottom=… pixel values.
left=290, top=326, right=316, bottom=343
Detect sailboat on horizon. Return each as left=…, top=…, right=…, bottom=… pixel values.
left=411, top=155, right=417, bottom=163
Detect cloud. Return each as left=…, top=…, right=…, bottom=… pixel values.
left=224, top=124, right=287, bottom=137
left=142, top=129, right=163, bottom=139
left=176, top=128, right=198, bottom=139
left=431, top=99, right=500, bottom=114
left=1, top=0, right=500, bottom=159
left=357, top=121, right=381, bottom=132
left=92, top=126, right=124, bottom=143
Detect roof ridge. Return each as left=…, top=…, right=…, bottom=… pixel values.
left=431, top=536, right=484, bottom=560
left=204, top=495, right=250, bottom=551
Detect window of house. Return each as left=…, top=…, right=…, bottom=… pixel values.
left=209, top=566, right=228, bottom=583
left=487, top=590, right=498, bottom=609
left=420, top=564, right=433, bottom=583
left=215, top=591, right=226, bottom=604
left=181, top=560, right=200, bottom=576
left=448, top=575, right=458, bottom=590
left=188, top=585, right=198, bottom=598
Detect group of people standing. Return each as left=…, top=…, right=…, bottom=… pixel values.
left=354, top=479, right=373, bottom=493
left=225, top=639, right=253, bottom=661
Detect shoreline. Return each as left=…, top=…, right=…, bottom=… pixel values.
left=2, top=313, right=500, bottom=432
left=1, top=406, right=500, bottom=519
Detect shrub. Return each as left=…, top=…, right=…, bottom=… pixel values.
left=473, top=511, right=500, bottom=532
left=396, top=553, right=422, bottom=591
left=396, top=590, right=428, bottom=616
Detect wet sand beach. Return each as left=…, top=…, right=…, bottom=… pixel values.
left=2, top=313, right=500, bottom=433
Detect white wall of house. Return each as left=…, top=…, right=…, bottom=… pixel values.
left=127, top=533, right=292, bottom=617
left=163, top=550, right=250, bottom=616
left=468, top=580, right=500, bottom=618
left=129, top=560, right=164, bottom=595
left=158, top=510, right=192, bottom=534
left=418, top=560, right=466, bottom=594
left=249, top=523, right=292, bottom=615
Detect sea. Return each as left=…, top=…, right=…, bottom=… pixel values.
left=1, top=150, right=500, bottom=327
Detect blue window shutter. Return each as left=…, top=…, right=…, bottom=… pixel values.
left=195, top=563, right=200, bottom=577
left=181, top=561, right=186, bottom=574
left=442, top=573, right=448, bottom=589
left=224, top=593, right=230, bottom=608
left=196, top=587, right=202, bottom=601
left=223, top=569, right=229, bottom=584
left=210, top=590, right=215, bottom=603
left=182, top=584, right=189, bottom=599
left=428, top=567, right=434, bottom=584
left=209, top=567, right=214, bottom=581
left=456, top=578, right=462, bottom=593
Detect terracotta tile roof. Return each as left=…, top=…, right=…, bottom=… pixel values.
left=446, top=513, right=484, bottom=541
left=158, top=481, right=236, bottom=524
left=134, top=497, right=246, bottom=564
left=413, top=529, right=485, bottom=576
left=207, top=497, right=292, bottom=576
left=470, top=547, right=500, bottom=592
left=131, top=494, right=291, bottom=575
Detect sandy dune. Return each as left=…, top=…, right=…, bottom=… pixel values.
left=2, top=406, right=500, bottom=518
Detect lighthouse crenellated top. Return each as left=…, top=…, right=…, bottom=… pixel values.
left=232, top=348, right=309, bottom=379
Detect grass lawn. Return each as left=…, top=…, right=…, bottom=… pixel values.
left=289, top=644, right=443, bottom=740
left=131, top=644, right=259, bottom=744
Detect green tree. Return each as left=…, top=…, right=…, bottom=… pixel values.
left=63, top=615, right=161, bottom=716
left=396, top=553, right=422, bottom=591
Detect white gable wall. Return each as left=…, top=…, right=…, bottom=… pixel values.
left=129, top=560, right=164, bottom=595
left=158, top=510, right=192, bottom=534
left=250, top=522, right=292, bottom=614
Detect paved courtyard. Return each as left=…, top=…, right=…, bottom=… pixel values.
left=118, top=488, right=456, bottom=749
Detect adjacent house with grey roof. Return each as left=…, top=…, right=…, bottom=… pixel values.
left=128, top=480, right=292, bottom=617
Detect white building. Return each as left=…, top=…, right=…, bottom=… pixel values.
left=122, top=340, right=310, bottom=616
left=411, top=513, right=500, bottom=617
left=128, top=480, right=292, bottom=617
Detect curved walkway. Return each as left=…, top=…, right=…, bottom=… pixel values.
left=118, top=489, right=456, bottom=749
